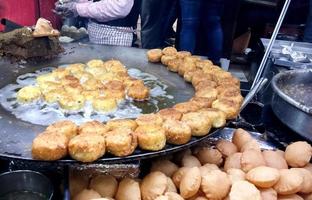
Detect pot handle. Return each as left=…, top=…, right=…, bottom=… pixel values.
left=240, top=77, right=268, bottom=111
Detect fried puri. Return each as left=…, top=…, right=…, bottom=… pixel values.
left=32, top=131, right=68, bottom=161
left=224, top=152, right=242, bottom=171
left=241, top=149, right=266, bottom=172
left=127, top=84, right=150, bottom=100
left=284, top=141, right=312, bottom=167
left=162, top=119, right=192, bottom=145
left=89, top=175, right=118, bottom=198
left=229, top=180, right=261, bottom=200
left=262, top=150, right=288, bottom=169
left=141, top=171, right=168, bottom=200
left=195, top=147, right=223, bottom=166
left=106, top=119, right=138, bottom=131
left=216, top=139, right=238, bottom=157
left=147, top=49, right=163, bottom=62
left=135, top=125, right=166, bottom=151
left=173, top=101, right=200, bottom=114
left=158, top=108, right=182, bottom=121
left=116, top=178, right=141, bottom=200
left=181, top=112, right=212, bottom=136
left=73, top=189, right=101, bottom=200
left=181, top=154, right=202, bottom=167
left=68, top=134, right=106, bottom=162
left=273, top=169, right=303, bottom=195
left=151, top=159, right=179, bottom=177
left=201, top=170, right=231, bottom=200
left=105, top=129, right=137, bottom=156
left=246, top=166, right=280, bottom=188
left=46, top=121, right=76, bottom=138
left=136, top=113, right=163, bottom=126
left=180, top=167, right=201, bottom=198
left=78, top=120, right=109, bottom=136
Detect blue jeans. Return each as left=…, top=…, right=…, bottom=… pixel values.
left=179, top=0, right=224, bottom=63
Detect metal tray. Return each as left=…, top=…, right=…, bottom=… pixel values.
left=0, top=43, right=203, bottom=163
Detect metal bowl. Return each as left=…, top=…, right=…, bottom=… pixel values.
left=0, top=170, right=53, bottom=200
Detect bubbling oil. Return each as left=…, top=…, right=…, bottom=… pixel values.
left=0, top=67, right=173, bottom=126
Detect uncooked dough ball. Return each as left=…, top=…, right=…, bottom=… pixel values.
left=285, top=141, right=312, bottom=167
left=89, top=175, right=118, bottom=198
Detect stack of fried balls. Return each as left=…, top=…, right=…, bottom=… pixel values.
left=69, top=128, right=312, bottom=200
left=32, top=47, right=244, bottom=162
left=17, top=59, right=150, bottom=112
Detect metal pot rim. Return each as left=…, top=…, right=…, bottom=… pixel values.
left=0, top=170, right=54, bottom=199
left=271, top=69, right=312, bottom=114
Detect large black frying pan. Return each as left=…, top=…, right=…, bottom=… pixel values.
left=271, top=69, right=312, bottom=141
left=0, top=43, right=227, bottom=164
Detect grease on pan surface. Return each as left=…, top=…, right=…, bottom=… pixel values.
left=0, top=60, right=173, bottom=125
left=31, top=47, right=244, bottom=162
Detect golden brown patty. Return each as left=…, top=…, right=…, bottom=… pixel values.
left=46, top=120, right=78, bottom=140
left=78, top=120, right=109, bottom=136
left=68, top=134, right=106, bottom=162
left=105, top=129, right=138, bottom=156
left=157, top=108, right=183, bottom=121
left=135, top=125, right=166, bottom=151
left=32, top=131, right=68, bottom=161
left=147, top=49, right=163, bottom=63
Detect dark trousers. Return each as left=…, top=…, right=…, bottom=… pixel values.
left=179, top=0, right=224, bottom=63
left=141, top=0, right=178, bottom=49
left=304, top=0, right=312, bottom=42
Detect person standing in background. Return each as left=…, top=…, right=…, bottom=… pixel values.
left=140, top=0, right=178, bottom=49
left=304, top=0, right=312, bottom=42
left=179, top=0, right=224, bottom=64
left=55, top=0, right=137, bottom=46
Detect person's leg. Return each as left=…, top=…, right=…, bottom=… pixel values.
left=304, top=0, right=312, bottom=42
left=178, top=0, right=202, bottom=53
left=201, top=0, right=224, bottom=63
left=141, top=0, right=177, bottom=49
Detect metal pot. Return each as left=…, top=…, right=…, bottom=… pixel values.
left=0, top=170, right=53, bottom=200
left=271, top=69, right=312, bottom=141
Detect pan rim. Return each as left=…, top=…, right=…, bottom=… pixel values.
left=271, top=69, right=312, bottom=114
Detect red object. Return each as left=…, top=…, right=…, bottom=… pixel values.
left=0, top=0, right=61, bottom=32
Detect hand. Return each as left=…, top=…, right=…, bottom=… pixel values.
left=54, top=1, right=78, bottom=18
